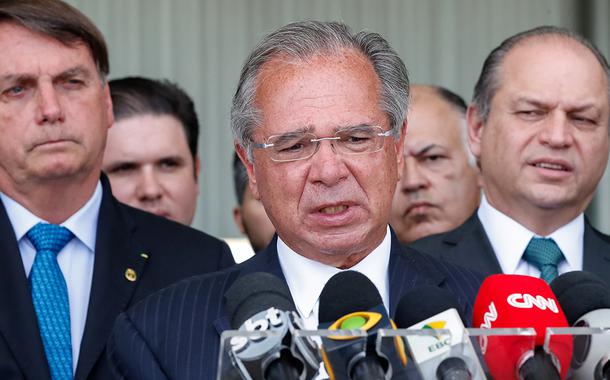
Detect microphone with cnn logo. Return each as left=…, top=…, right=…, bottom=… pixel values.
left=472, top=274, right=573, bottom=380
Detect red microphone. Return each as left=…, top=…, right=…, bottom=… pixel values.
left=472, top=274, right=572, bottom=380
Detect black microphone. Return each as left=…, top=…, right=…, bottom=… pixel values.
left=551, top=271, right=610, bottom=380
left=224, top=272, right=320, bottom=380
left=318, top=270, right=407, bottom=380
left=394, top=285, right=484, bottom=380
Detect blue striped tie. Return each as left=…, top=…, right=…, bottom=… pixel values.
left=27, top=223, right=74, bottom=380
left=523, top=237, right=564, bottom=283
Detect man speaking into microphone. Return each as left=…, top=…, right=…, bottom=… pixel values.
left=108, top=20, right=483, bottom=379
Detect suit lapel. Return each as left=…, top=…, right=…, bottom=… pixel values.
left=583, top=219, right=610, bottom=281
left=440, top=213, right=502, bottom=275
left=74, top=178, right=148, bottom=380
left=0, top=199, right=51, bottom=379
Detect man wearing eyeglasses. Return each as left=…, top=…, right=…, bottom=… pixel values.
left=108, top=21, right=483, bottom=380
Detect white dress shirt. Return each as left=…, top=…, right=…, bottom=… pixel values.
left=277, top=226, right=392, bottom=379
left=1, top=182, right=102, bottom=374
left=277, top=225, right=392, bottom=329
left=477, top=194, right=583, bottom=276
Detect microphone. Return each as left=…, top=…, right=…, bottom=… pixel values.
left=224, top=272, right=320, bottom=380
left=472, top=274, right=572, bottom=380
left=393, top=285, right=485, bottom=380
left=318, top=270, right=407, bottom=380
left=551, top=271, right=610, bottom=380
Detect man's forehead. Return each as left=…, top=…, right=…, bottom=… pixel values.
left=0, top=23, right=97, bottom=76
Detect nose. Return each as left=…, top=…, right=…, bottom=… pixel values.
left=400, top=157, right=429, bottom=193
left=538, top=112, right=574, bottom=148
left=307, top=139, right=349, bottom=186
left=35, top=83, right=64, bottom=125
left=136, top=167, right=163, bottom=202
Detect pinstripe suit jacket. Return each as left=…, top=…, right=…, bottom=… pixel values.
left=107, top=229, right=483, bottom=380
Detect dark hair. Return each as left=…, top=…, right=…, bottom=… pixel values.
left=232, top=152, right=248, bottom=205
left=434, top=86, right=467, bottom=114
left=473, top=25, right=610, bottom=122
left=0, top=0, right=109, bottom=77
left=109, top=77, right=200, bottom=158
left=231, top=20, right=409, bottom=159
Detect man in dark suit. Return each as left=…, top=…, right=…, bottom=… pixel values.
left=108, top=21, right=483, bottom=380
left=0, top=1, right=235, bottom=379
left=411, top=26, right=610, bottom=286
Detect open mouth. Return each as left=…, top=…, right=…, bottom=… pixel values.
left=319, top=205, right=348, bottom=214
left=532, top=162, right=569, bottom=171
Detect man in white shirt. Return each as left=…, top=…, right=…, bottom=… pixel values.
left=411, top=26, right=610, bottom=285
left=108, top=20, right=483, bottom=380
left=0, top=1, right=234, bottom=380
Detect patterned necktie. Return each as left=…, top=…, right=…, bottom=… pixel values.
left=523, top=237, right=564, bottom=283
left=27, top=223, right=74, bottom=380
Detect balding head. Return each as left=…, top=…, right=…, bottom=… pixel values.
left=390, top=85, right=481, bottom=244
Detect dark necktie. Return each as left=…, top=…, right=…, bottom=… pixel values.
left=522, top=237, right=564, bottom=283
left=27, top=222, right=74, bottom=380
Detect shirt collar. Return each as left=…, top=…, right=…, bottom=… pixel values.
left=0, top=182, right=103, bottom=251
left=477, top=194, right=583, bottom=273
left=277, top=226, right=392, bottom=319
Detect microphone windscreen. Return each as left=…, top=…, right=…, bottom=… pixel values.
left=318, top=270, right=382, bottom=324
left=550, top=271, right=610, bottom=325
left=393, top=285, right=463, bottom=328
left=473, top=274, right=568, bottom=345
left=224, top=272, right=295, bottom=329
left=473, top=274, right=572, bottom=379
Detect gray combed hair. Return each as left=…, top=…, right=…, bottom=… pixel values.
left=473, top=25, right=610, bottom=122
left=230, top=20, right=410, bottom=159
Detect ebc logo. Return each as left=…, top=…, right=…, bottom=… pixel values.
left=506, top=293, right=559, bottom=313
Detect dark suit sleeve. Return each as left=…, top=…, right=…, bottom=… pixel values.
left=107, top=313, right=169, bottom=380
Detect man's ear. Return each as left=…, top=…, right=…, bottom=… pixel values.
left=194, top=156, right=201, bottom=184
left=103, top=81, right=114, bottom=129
left=235, top=144, right=261, bottom=200
left=395, top=120, right=407, bottom=181
left=467, top=104, right=484, bottom=158
left=232, top=206, right=246, bottom=234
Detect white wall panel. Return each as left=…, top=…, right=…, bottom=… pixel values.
left=66, top=0, right=610, bottom=238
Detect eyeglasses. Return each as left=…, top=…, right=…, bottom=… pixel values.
left=252, top=125, right=394, bottom=162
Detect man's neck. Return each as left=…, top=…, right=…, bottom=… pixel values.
left=0, top=173, right=100, bottom=224
left=483, top=192, right=585, bottom=236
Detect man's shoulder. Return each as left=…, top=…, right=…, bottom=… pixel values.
left=105, top=201, right=235, bottom=283
left=125, top=203, right=224, bottom=246
left=397, top=242, right=485, bottom=286
left=408, top=213, right=483, bottom=256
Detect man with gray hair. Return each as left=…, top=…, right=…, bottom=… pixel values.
left=108, top=20, right=482, bottom=379
left=390, top=84, right=480, bottom=244
left=412, top=26, right=610, bottom=285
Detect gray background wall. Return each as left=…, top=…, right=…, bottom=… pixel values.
left=66, top=0, right=610, bottom=238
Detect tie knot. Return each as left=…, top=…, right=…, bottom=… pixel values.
left=26, top=222, right=74, bottom=254
left=523, top=237, right=564, bottom=267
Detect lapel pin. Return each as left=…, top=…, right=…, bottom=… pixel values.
left=125, top=268, right=137, bottom=282
left=140, top=252, right=149, bottom=259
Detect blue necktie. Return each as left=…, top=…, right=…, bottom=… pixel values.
left=27, top=223, right=74, bottom=380
left=523, top=237, right=564, bottom=283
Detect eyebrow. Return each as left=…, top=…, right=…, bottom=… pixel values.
left=409, top=143, right=440, bottom=157
left=0, top=65, right=94, bottom=84
left=55, top=66, right=94, bottom=81
left=514, top=96, right=600, bottom=113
